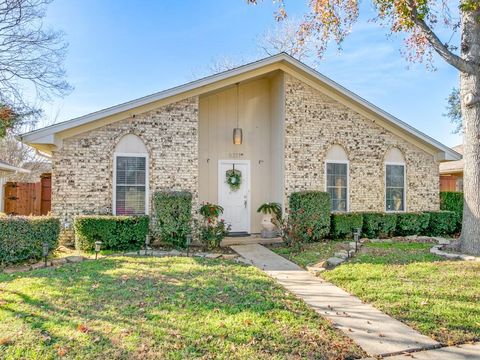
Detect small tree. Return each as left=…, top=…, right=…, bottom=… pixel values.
left=249, top=0, right=480, bottom=255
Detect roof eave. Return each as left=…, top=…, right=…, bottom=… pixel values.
left=19, top=53, right=460, bottom=160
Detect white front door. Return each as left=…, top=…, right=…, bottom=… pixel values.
left=218, top=160, right=250, bottom=233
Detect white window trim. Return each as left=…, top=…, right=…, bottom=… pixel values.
left=384, top=161, right=406, bottom=213
left=113, top=152, right=149, bottom=216
left=324, top=160, right=350, bottom=212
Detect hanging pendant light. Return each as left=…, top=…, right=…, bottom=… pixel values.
left=233, top=83, right=242, bottom=145
left=233, top=127, right=242, bottom=145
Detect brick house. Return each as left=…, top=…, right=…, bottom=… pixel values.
left=20, top=53, right=461, bottom=235
left=439, top=145, right=464, bottom=192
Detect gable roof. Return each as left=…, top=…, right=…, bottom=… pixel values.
left=19, top=53, right=461, bottom=161
left=0, top=160, right=30, bottom=174
left=440, top=145, right=464, bottom=174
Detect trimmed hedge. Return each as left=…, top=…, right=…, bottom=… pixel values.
left=330, top=213, right=363, bottom=239
left=425, top=211, right=457, bottom=236
left=0, top=216, right=60, bottom=264
left=74, top=215, right=149, bottom=251
left=289, top=191, right=331, bottom=242
left=362, top=213, right=397, bottom=238
left=440, top=192, right=463, bottom=232
left=395, top=212, right=430, bottom=236
left=153, top=191, right=192, bottom=248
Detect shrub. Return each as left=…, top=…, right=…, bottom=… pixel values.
left=0, top=216, right=60, bottom=264
left=74, top=215, right=149, bottom=251
left=362, top=213, right=397, bottom=238
left=197, top=202, right=230, bottom=250
left=395, top=212, right=430, bottom=236
left=440, top=192, right=463, bottom=232
left=153, top=191, right=192, bottom=248
left=330, top=213, right=363, bottom=239
left=289, top=191, right=331, bottom=242
left=425, top=211, right=457, bottom=236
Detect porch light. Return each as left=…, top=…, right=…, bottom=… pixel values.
left=94, top=241, right=102, bottom=260
left=233, top=83, right=243, bottom=145
left=233, top=128, right=243, bottom=145
left=42, top=242, right=49, bottom=267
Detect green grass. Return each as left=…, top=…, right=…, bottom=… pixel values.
left=0, top=256, right=364, bottom=359
left=270, top=241, right=349, bottom=268
left=351, top=241, right=444, bottom=264
left=322, top=242, right=480, bottom=345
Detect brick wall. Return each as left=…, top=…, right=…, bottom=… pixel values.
left=51, top=97, right=198, bottom=241
left=284, top=74, right=439, bottom=212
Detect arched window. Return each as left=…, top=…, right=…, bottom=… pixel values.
left=113, top=134, right=148, bottom=215
left=325, top=145, right=349, bottom=212
left=385, top=148, right=405, bottom=212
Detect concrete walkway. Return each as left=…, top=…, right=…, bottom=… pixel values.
left=231, top=244, right=439, bottom=357
left=374, top=343, right=480, bottom=359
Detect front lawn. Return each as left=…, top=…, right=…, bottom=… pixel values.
left=0, top=256, right=364, bottom=359
left=320, top=242, right=480, bottom=345
left=270, top=241, right=349, bottom=268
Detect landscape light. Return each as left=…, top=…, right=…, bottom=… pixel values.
left=144, top=235, right=150, bottom=255
left=42, top=242, right=49, bottom=267
left=94, top=241, right=102, bottom=260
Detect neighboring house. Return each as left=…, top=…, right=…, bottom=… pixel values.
left=0, top=160, right=30, bottom=213
left=19, top=53, right=461, bottom=235
left=439, top=145, right=463, bottom=192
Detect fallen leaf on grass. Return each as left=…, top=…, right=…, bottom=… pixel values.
left=56, top=347, right=69, bottom=357
left=77, top=324, right=89, bottom=333
left=0, top=337, right=13, bottom=346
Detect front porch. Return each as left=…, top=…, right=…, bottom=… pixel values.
left=220, top=234, right=283, bottom=247
left=198, top=72, right=285, bottom=234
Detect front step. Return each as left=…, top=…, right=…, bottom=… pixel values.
left=221, top=235, right=283, bottom=247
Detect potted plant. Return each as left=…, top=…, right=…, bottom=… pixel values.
left=257, top=202, right=282, bottom=238
left=199, top=203, right=224, bottom=224
left=198, top=203, right=230, bottom=250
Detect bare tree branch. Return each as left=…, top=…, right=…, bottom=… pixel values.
left=409, top=3, right=479, bottom=74
left=0, top=0, right=71, bottom=135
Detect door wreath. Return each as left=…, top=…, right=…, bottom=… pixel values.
left=225, top=169, right=242, bottom=191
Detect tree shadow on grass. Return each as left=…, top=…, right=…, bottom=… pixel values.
left=1, top=256, right=365, bottom=359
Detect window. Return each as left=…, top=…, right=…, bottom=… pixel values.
left=385, top=164, right=405, bottom=211
left=326, top=162, right=348, bottom=211
left=384, top=148, right=406, bottom=212
left=325, top=145, right=349, bottom=212
left=113, top=134, right=148, bottom=215
left=115, top=156, right=146, bottom=215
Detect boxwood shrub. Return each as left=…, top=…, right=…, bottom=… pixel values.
left=74, top=215, right=149, bottom=251
left=289, top=191, right=331, bottom=242
left=440, top=192, right=463, bottom=232
left=330, top=213, right=363, bottom=239
left=395, top=212, right=430, bottom=236
left=425, top=211, right=457, bottom=236
left=0, top=216, right=60, bottom=264
left=153, top=191, right=192, bottom=248
left=362, top=212, right=397, bottom=238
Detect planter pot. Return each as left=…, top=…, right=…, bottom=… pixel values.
left=261, top=213, right=275, bottom=232
left=260, top=213, right=278, bottom=238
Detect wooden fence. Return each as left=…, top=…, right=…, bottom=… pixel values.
left=3, top=173, right=51, bottom=215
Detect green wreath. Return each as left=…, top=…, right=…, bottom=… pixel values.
left=226, top=169, right=242, bottom=191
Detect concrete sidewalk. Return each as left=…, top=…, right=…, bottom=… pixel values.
left=372, top=343, right=480, bottom=359
left=231, top=244, right=440, bottom=357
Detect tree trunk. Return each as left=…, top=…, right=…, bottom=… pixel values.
left=459, top=7, right=480, bottom=255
